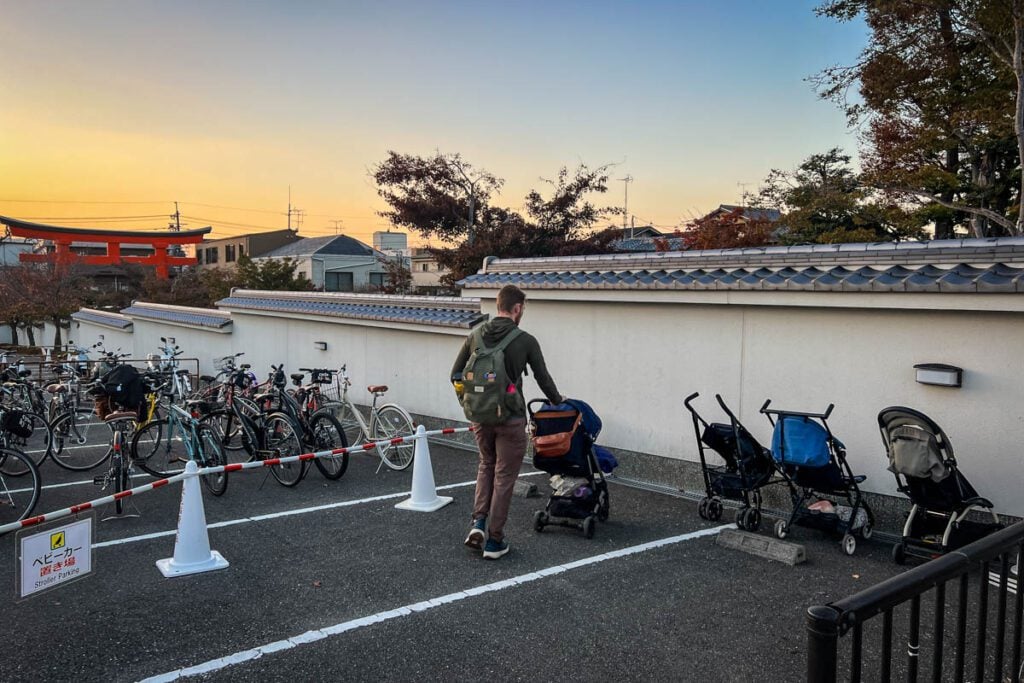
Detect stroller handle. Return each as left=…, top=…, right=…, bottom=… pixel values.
left=714, top=394, right=741, bottom=421
left=760, top=398, right=835, bottom=420
left=683, top=392, right=700, bottom=411
left=527, top=398, right=559, bottom=417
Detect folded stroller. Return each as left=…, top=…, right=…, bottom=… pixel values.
left=684, top=392, right=783, bottom=532
left=529, top=399, right=612, bottom=539
left=761, top=400, right=874, bottom=556
left=878, top=406, right=1002, bottom=564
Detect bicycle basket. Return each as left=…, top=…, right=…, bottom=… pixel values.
left=2, top=409, right=34, bottom=439
left=311, top=370, right=333, bottom=384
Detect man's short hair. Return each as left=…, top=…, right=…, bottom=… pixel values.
left=496, top=284, right=526, bottom=313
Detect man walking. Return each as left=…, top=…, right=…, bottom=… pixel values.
left=451, top=284, right=563, bottom=559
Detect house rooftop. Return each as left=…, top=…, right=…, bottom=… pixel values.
left=260, top=234, right=380, bottom=259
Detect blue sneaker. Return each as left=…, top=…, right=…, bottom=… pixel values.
left=464, top=518, right=486, bottom=551
left=482, top=538, right=509, bottom=560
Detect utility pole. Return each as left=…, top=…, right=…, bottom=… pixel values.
left=618, top=175, right=633, bottom=236
left=631, top=215, right=636, bottom=239
left=329, top=219, right=344, bottom=235
left=169, top=201, right=181, bottom=231
left=737, top=182, right=752, bottom=207
left=287, top=186, right=292, bottom=231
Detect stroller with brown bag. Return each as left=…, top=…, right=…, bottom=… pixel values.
left=529, top=399, right=612, bottom=539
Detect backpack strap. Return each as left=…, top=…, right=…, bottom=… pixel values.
left=471, top=325, right=523, bottom=354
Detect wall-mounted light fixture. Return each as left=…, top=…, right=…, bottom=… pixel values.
left=914, top=363, right=963, bottom=388
left=314, top=341, right=328, bottom=351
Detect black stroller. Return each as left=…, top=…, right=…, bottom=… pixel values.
left=684, top=392, right=782, bottom=532
left=528, top=399, right=610, bottom=539
left=878, top=406, right=1002, bottom=564
left=762, top=400, right=874, bottom=556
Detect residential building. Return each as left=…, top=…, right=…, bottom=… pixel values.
left=194, top=229, right=303, bottom=270
left=410, top=247, right=451, bottom=293
left=257, top=234, right=395, bottom=292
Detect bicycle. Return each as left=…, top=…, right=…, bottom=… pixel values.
left=131, top=401, right=228, bottom=496
left=272, top=366, right=349, bottom=480
left=49, top=373, right=163, bottom=472
left=324, top=364, right=415, bottom=471
left=178, top=364, right=302, bottom=487
left=93, top=408, right=143, bottom=516
left=0, top=380, right=53, bottom=474
left=148, top=337, right=193, bottom=405
left=0, top=439, right=41, bottom=526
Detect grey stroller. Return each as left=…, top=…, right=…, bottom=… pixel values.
left=878, top=406, right=1002, bottom=564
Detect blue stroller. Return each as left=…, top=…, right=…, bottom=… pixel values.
left=528, top=399, right=614, bottom=539
left=761, top=400, right=874, bottom=556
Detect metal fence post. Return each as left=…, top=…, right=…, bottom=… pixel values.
left=807, top=604, right=842, bottom=683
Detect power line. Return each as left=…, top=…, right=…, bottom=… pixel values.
left=14, top=214, right=169, bottom=221
left=0, top=199, right=168, bottom=205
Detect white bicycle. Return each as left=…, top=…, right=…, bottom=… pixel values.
left=322, top=365, right=415, bottom=471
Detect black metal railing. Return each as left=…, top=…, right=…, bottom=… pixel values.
left=807, top=521, right=1024, bottom=682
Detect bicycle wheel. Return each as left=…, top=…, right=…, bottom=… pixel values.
left=196, top=424, right=228, bottom=496
left=0, top=447, right=41, bottom=525
left=371, top=404, right=415, bottom=471
left=309, top=411, right=349, bottom=480
left=201, top=409, right=251, bottom=462
left=0, top=411, right=53, bottom=474
left=49, top=409, right=112, bottom=471
left=131, top=419, right=186, bottom=478
left=328, top=401, right=364, bottom=450
left=112, top=431, right=128, bottom=515
left=262, top=413, right=304, bottom=487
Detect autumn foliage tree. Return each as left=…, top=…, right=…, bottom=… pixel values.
left=373, top=152, right=622, bottom=286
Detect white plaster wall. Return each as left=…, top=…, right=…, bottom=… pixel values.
left=130, top=320, right=233, bottom=375
left=70, top=321, right=134, bottom=353
left=490, top=297, right=1024, bottom=517
left=227, top=313, right=466, bottom=421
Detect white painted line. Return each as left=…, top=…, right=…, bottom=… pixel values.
left=138, top=523, right=730, bottom=683
left=93, top=472, right=545, bottom=549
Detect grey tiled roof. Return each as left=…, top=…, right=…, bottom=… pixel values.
left=121, top=304, right=232, bottom=329
left=260, top=235, right=378, bottom=259
left=461, top=238, right=1024, bottom=293
left=216, top=290, right=485, bottom=328
left=71, top=309, right=133, bottom=330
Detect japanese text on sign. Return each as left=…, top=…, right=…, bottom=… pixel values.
left=19, top=517, right=92, bottom=598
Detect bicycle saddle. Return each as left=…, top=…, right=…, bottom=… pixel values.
left=367, top=385, right=388, bottom=394
left=175, top=369, right=190, bottom=376
left=199, top=375, right=215, bottom=383
left=291, top=373, right=305, bottom=384
left=104, top=411, right=137, bottom=422
left=45, top=383, right=68, bottom=394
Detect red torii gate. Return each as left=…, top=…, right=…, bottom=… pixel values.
left=0, top=216, right=211, bottom=278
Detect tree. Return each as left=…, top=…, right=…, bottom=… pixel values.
left=0, top=263, right=86, bottom=350
left=372, top=151, right=504, bottom=244
left=757, top=148, right=924, bottom=243
left=668, top=208, right=776, bottom=250
left=378, top=257, right=413, bottom=294
left=374, top=152, right=623, bottom=286
left=815, top=0, right=1022, bottom=236
left=235, top=254, right=314, bottom=291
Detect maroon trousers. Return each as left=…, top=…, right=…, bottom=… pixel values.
left=472, top=418, right=528, bottom=543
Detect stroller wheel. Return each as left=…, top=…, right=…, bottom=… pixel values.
left=860, top=523, right=873, bottom=540
left=734, top=507, right=747, bottom=529
left=582, top=516, right=595, bottom=539
left=707, top=498, right=723, bottom=522
left=892, top=542, right=906, bottom=565
left=842, top=534, right=857, bottom=556
left=698, top=497, right=710, bottom=520
left=746, top=508, right=762, bottom=533
left=598, top=490, right=610, bottom=522
left=533, top=510, right=547, bottom=533
left=774, top=519, right=788, bottom=540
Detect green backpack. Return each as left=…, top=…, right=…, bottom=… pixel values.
left=460, top=326, right=523, bottom=425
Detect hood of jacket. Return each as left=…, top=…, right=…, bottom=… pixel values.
left=480, top=316, right=519, bottom=346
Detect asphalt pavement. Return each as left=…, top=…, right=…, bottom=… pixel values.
left=0, top=442, right=904, bottom=682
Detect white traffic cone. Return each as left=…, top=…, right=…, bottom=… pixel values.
left=156, top=460, right=229, bottom=577
left=395, top=425, right=454, bottom=512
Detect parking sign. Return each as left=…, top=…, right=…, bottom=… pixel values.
left=18, top=517, right=93, bottom=598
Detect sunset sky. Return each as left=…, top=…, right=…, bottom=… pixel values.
left=0, top=1, right=866, bottom=244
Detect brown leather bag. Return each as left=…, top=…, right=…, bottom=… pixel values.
left=533, top=412, right=582, bottom=458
